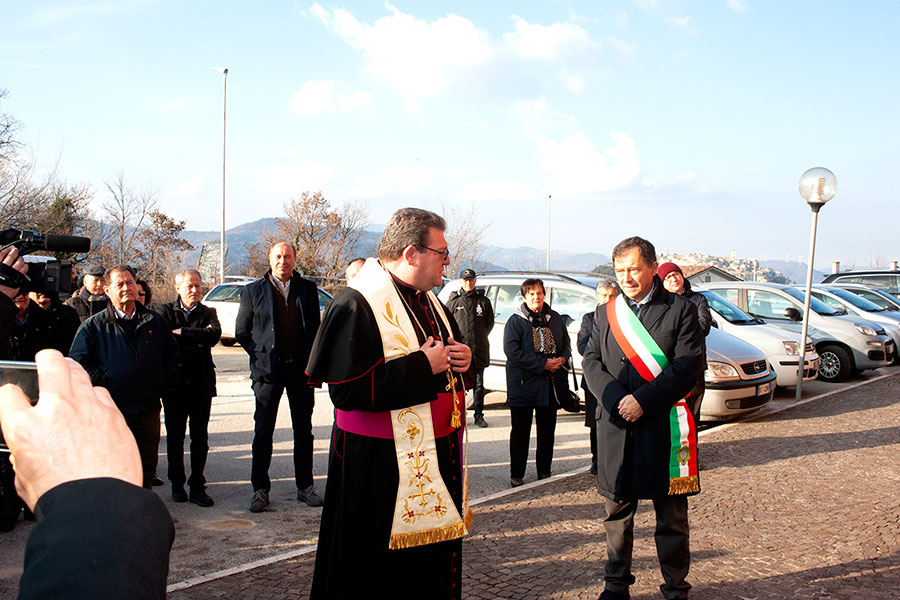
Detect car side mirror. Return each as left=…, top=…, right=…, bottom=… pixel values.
left=561, top=314, right=574, bottom=327
left=784, top=307, right=802, bottom=321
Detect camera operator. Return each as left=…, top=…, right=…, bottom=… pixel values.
left=28, top=289, right=80, bottom=356
left=0, top=349, right=175, bottom=599
left=0, top=247, right=28, bottom=532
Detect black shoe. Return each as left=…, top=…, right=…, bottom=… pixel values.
left=598, top=589, right=630, bottom=600
left=474, top=416, right=488, bottom=428
left=152, top=475, right=164, bottom=487
left=190, top=487, right=215, bottom=507
left=297, top=485, right=324, bottom=507
left=537, top=472, right=552, bottom=480
left=249, top=489, right=269, bottom=513
left=510, top=477, right=524, bottom=488
left=172, top=485, right=188, bottom=503
left=590, top=462, right=598, bottom=475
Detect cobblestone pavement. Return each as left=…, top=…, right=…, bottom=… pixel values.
left=170, top=374, right=900, bottom=599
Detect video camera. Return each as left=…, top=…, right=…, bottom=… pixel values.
left=0, top=228, right=91, bottom=293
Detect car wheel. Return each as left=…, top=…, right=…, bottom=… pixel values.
left=818, top=345, right=852, bottom=382
left=220, top=338, right=236, bottom=347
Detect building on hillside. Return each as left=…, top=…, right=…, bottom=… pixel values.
left=684, top=265, right=741, bottom=285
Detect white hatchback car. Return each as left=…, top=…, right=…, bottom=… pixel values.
left=202, top=278, right=333, bottom=346
left=438, top=272, right=775, bottom=420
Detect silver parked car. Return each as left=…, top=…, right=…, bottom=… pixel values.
left=202, top=279, right=333, bottom=346
left=698, top=289, right=818, bottom=388
left=829, top=283, right=900, bottom=312
left=439, top=271, right=775, bottom=420
left=807, top=285, right=900, bottom=360
left=704, top=281, right=894, bottom=382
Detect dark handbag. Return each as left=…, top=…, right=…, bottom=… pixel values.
left=551, top=358, right=582, bottom=413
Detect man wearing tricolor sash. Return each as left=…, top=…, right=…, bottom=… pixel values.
left=306, top=208, right=473, bottom=599
left=583, top=236, right=704, bottom=600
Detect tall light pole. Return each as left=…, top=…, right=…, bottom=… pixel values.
left=795, top=167, right=837, bottom=401
left=546, top=194, right=551, bottom=270
left=212, top=67, right=228, bottom=285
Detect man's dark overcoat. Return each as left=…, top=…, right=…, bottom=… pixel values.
left=157, top=301, right=221, bottom=396
left=234, top=271, right=321, bottom=383
left=583, top=277, right=703, bottom=501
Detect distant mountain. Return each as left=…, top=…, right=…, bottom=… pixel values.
left=481, top=246, right=610, bottom=273
left=758, top=259, right=827, bottom=285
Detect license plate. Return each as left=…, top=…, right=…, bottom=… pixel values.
left=757, top=382, right=772, bottom=396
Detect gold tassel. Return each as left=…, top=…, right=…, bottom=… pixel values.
left=389, top=521, right=468, bottom=550
left=447, top=369, right=462, bottom=429
left=668, top=475, right=700, bottom=495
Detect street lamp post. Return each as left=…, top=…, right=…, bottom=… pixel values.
left=546, top=194, right=551, bottom=270
left=795, top=167, right=837, bottom=401
left=212, top=67, right=228, bottom=285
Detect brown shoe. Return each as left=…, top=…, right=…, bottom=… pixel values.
left=510, top=477, right=525, bottom=488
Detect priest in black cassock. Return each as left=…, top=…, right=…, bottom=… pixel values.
left=306, top=207, right=473, bottom=599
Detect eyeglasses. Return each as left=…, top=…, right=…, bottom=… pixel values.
left=419, top=245, right=450, bottom=259
left=137, top=292, right=146, bottom=297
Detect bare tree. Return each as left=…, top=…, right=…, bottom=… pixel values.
left=866, top=249, right=886, bottom=270
left=275, top=192, right=370, bottom=290
left=440, top=201, right=490, bottom=279
left=135, top=210, right=194, bottom=292
left=0, top=89, right=23, bottom=163
left=101, top=171, right=157, bottom=265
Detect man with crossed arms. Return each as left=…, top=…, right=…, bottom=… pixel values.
left=583, top=236, right=703, bottom=600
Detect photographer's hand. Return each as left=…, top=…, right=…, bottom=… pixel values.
left=0, top=349, right=142, bottom=510
left=0, top=246, right=27, bottom=299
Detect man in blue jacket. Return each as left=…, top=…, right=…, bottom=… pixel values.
left=236, top=242, right=323, bottom=512
left=70, top=265, right=180, bottom=489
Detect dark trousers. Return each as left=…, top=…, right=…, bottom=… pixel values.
left=602, top=496, right=691, bottom=599
left=689, top=378, right=705, bottom=424
left=251, top=366, right=315, bottom=492
left=472, top=369, right=486, bottom=420
left=163, top=388, right=213, bottom=489
left=509, top=404, right=557, bottom=479
left=124, top=409, right=161, bottom=489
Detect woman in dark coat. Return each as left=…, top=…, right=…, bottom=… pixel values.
left=658, top=262, right=711, bottom=423
left=503, top=278, right=571, bottom=487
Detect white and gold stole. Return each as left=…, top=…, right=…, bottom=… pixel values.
left=350, top=258, right=473, bottom=549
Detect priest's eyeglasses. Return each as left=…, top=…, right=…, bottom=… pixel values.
left=420, top=245, right=450, bottom=259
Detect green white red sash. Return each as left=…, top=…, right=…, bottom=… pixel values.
left=606, top=293, right=700, bottom=495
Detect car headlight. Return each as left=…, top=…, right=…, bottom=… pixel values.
left=782, top=341, right=801, bottom=356
left=855, top=323, right=880, bottom=336
left=705, top=361, right=739, bottom=382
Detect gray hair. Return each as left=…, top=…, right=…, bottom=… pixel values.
left=596, top=279, right=619, bottom=294
left=175, top=269, right=202, bottom=286
left=377, top=208, right=446, bottom=261
left=612, top=236, right=657, bottom=267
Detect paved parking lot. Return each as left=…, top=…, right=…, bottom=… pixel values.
left=164, top=370, right=900, bottom=599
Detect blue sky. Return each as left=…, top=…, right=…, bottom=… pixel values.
left=3, top=1, right=898, bottom=268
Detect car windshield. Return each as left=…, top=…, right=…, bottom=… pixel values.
left=205, top=285, right=244, bottom=302
left=700, top=291, right=758, bottom=324
left=783, top=287, right=842, bottom=315
left=824, top=287, right=886, bottom=312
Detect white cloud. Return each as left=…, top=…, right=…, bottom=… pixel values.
left=288, top=80, right=372, bottom=115
left=532, top=130, right=641, bottom=195
left=642, top=171, right=709, bottom=194
left=502, top=15, right=597, bottom=60
left=308, top=3, right=494, bottom=98
left=257, top=161, right=345, bottom=195
left=558, top=70, right=585, bottom=94
left=607, top=36, right=636, bottom=57
left=665, top=16, right=694, bottom=33
left=282, top=146, right=302, bottom=158
left=176, top=175, right=204, bottom=198
left=159, top=98, right=188, bottom=112
left=727, top=0, right=749, bottom=12
left=512, top=97, right=576, bottom=137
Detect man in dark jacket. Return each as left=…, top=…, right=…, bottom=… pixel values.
left=235, top=242, right=323, bottom=512
left=64, top=264, right=108, bottom=322
left=70, top=265, right=180, bottom=489
left=445, top=268, right=494, bottom=427
left=158, top=269, right=222, bottom=507
left=658, top=262, right=712, bottom=423
left=583, top=237, right=703, bottom=600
